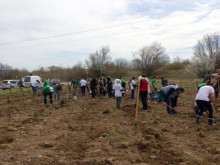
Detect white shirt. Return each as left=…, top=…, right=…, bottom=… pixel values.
left=32, top=82, right=38, bottom=88
left=130, top=80, right=136, bottom=90
left=80, top=79, right=87, bottom=86
left=195, top=86, right=215, bottom=101
left=113, top=83, right=122, bottom=97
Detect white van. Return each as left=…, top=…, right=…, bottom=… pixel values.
left=23, top=76, right=42, bottom=87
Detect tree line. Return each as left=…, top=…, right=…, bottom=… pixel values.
left=0, top=32, right=219, bottom=80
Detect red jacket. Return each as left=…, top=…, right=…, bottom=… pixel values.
left=140, top=79, right=148, bottom=91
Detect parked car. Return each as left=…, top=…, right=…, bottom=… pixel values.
left=23, top=76, right=42, bottom=87
left=51, top=79, right=61, bottom=86
left=211, top=73, right=218, bottom=77
left=0, top=80, right=19, bottom=90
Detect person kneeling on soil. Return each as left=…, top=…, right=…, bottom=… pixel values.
left=159, top=85, right=185, bottom=115
left=195, top=82, right=216, bottom=125
left=151, top=88, right=163, bottom=103
left=43, top=81, right=53, bottom=107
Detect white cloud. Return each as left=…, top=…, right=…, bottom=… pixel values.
left=0, top=0, right=219, bottom=70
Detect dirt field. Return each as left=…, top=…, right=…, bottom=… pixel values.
left=0, top=81, right=220, bottom=165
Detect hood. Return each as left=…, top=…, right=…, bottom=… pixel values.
left=44, top=80, right=49, bottom=86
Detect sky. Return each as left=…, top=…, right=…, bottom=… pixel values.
left=0, top=0, right=219, bottom=70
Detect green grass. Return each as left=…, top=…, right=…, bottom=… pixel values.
left=121, top=135, right=128, bottom=141
left=0, top=88, right=32, bottom=96
left=105, top=133, right=114, bottom=138
left=111, top=113, right=117, bottom=117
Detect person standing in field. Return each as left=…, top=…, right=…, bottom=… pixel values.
left=161, top=77, right=168, bottom=87
left=136, top=74, right=153, bottom=110
left=150, top=76, right=156, bottom=89
left=90, top=78, right=97, bottom=98
left=214, top=69, right=220, bottom=98
left=203, top=71, right=212, bottom=83
left=80, top=78, right=87, bottom=96
left=43, top=80, right=53, bottom=106
left=99, top=76, right=107, bottom=96
left=107, top=76, right=113, bottom=98
left=121, top=78, right=126, bottom=89
left=130, top=77, right=136, bottom=101
left=159, top=85, right=185, bottom=115
left=113, top=80, right=123, bottom=109
left=38, top=80, right=44, bottom=96
left=17, top=78, right=24, bottom=96
left=195, top=82, right=215, bottom=125
left=32, top=80, right=39, bottom=96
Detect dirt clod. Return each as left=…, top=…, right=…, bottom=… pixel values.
left=103, top=109, right=110, bottom=114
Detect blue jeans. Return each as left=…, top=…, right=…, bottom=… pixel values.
left=54, top=90, right=60, bottom=101
left=159, top=90, right=175, bottom=114
left=32, top=87, right=37, bottom=95
left=131, top=89, right=135, bottom=100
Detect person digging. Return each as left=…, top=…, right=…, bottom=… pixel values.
left=42, top=80, right=53, bottom=107
left=195, top=82, right=216, bottom=125
left=159, top=85, right=185, bottom=115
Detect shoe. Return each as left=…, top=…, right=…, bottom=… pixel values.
left=195, top=115, right=200, bottom=124
left=208, top=118, right=216, bottom=125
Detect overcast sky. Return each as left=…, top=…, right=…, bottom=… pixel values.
left=0, top=0, right=219, bottom=70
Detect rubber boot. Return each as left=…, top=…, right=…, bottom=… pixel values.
left=208, top=118, right=216, bottom=125
left=195, top=115, right=200, bottom=124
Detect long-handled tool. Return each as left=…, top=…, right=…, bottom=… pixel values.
left=134, top=80, right=140, bottom=134
left=163, top=103, right=183, bottom=114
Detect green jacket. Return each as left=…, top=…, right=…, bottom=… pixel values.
left=43, top=81, right=51, bottom=93
left=150, top=79, right=156, bottom=88
left=198, top=83, right=206, bottom=89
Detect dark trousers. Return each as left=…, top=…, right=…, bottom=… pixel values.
left=107, top=87, right=112, bottom=98
left=44, top=92, right=53, bottom=105
left=140, top=91, right=148, bottom=110
left=81, top=86, right=86, bottom=96
left=91, top=87, right=96, bottom=98
left=166, top=97, right=176, bottom=114
left=196, top=100, right=213, bottom=118
left=214, top=83, right=219, bottom=98
left=116, top=97, right=121, bottom=109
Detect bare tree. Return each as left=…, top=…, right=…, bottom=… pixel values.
left=133, top=42, right=170, bottom=75
left=0, top=63, right=13, bottom=79
left=173, top=56, right=182, bottom=63
left=113, top=58, right=128, bottom=77
left=194, top=32, right=220, bottom=68
left=86, top=46, right=112, bottom=77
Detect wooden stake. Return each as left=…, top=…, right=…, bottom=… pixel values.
left=134, top=80, right=141, bottom=134
left=66, top=84, right=69, bottom=101
left=218, top=77, right=219, bottom=101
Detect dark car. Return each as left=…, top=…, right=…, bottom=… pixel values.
left=51, top=79, right=60, bottom=86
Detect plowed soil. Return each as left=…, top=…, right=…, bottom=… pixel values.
left=0, top=84, right=220, bottom=165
